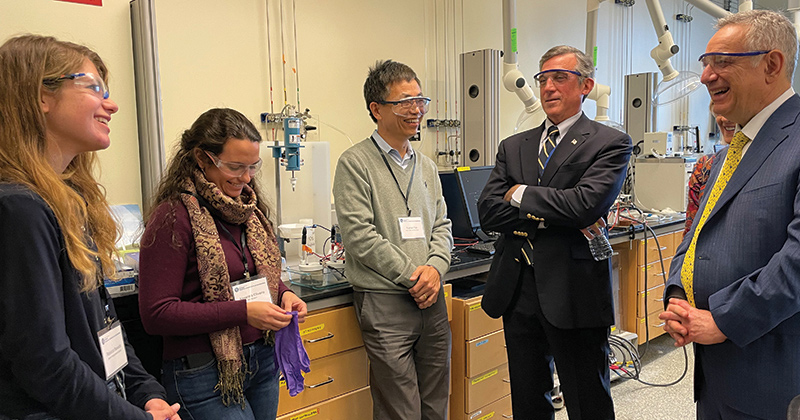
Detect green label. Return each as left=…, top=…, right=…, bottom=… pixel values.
left=511, top=28, right=517, bottom=53
left=593, top=46, right=598, bottom=67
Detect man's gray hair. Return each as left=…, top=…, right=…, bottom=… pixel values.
left=716, top=9, right=798, bottom=81
left=538, top=45, right=595, bottom=80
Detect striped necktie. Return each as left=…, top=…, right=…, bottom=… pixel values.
left=680, top=131, right=750, bottom=307
left=538, top=125, right=559, bottom=184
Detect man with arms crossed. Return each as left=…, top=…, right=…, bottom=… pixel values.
left=478, top=45, right=631, bottom=420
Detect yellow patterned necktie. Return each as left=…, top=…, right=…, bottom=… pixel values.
left=681, top=131, right=750, bottom=307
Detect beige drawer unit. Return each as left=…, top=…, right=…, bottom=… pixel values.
left=465, top=329, right=507, bottom=378
left=277, top=341, right=368, bottom=415
left=636, top=257, right=672, bottom=292
left=299, top=305, right=363, bottom=361
left=637, top=283, right=666, bottom=318
left=452, top=296, right=503, bottom=341
left=465, top=394, right=513, bottom=420
left=444, top=283, right=453, bottom=322
left=277, top=386, right=372, bottom=420
left=636, top=232, right=675, bottom=265
left=617, top=227, right=683, bottom=344
left=452, top=363, right=512, bottom=418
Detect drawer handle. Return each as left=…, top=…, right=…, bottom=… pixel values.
left=305, top=333, right=335, bottom=343
left=651, top=322, right=666, bottom=328
left=502, top=415, right=513, bottom=419
left=655, top=298, right=664, bottom=302
left=653, top=272, right=665, bottom=277
left=306, top=376, right=334, bottom=389
left=502, top=378, right=511, bottom=383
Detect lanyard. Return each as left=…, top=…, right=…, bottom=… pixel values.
left=217, top=223, right=250, bottom=278
left=370, top=136, right=416, bottom=216
left=98, top=284, right=114, bottom=326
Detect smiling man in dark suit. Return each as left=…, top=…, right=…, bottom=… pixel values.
left=477, top=45, right=631, bottom=420
left=659, top=10, right=800, bottom=419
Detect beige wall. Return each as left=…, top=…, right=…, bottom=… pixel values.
left=3, top=0, right=759, bottom=209
left=1, top=0, right=143, bottom=206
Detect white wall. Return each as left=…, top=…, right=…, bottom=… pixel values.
left=0, top=0, right=143, bottom=206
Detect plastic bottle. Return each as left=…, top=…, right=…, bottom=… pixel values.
left=587, top=226, right=614, bottom=261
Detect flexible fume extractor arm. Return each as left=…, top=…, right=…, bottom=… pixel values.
left=503, top=0, right=541, bottom=114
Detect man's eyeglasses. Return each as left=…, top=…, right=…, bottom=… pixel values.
left=43, top=72, right=109, bottom=100
left=205, top=151, right=263, bottom=177
left=378, top=96, right=431, bottom=116
left=698, top=50, right=771, bottom=71
left=532, top=69, right=583, bottom=88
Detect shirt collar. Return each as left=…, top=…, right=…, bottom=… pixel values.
left=372, top=129, right=414, bottom=158
left=739, top=87, right=795, bottom=140
left=544, top=111, right=583, bottom=142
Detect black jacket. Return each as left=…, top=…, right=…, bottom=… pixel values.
left=0, top=184, right=166, bottom=419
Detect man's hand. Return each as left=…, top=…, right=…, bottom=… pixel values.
left=503, top=184, right=523, bottom=202
left=659, top=298, right=727, bottom=347
left=408, top=265, right=441, bottom=309
left=144, top=398, right=181, bottom=420
left=580, top=218, right=606, bottom=239
left=281, top=292, right=308, bottom=323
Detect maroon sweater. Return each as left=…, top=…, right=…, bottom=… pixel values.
left=138, top=201, right=290, bottom=360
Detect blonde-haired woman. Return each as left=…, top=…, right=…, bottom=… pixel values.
left=0, top=35, right=179, bottom=420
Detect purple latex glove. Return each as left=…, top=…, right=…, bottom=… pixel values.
left=275, top=311, right=311, bottom=397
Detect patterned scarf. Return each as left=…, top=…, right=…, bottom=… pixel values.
left=180, top=170, right=282, bottom=406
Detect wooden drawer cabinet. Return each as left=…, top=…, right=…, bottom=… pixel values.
left=617, top=229, right=683, bottom=344
left=299, top=305, right=363, bottom=360
left=451, top=296, right=510, bottom=420
left=454, top=296, right=504, bottom=340
left=461, top=363, right=512, bottom=413
left=277, top=346, right=368, bottom=415
left=636, top=257, right=671, bottom=292
left=277, top=386, right=372, bottom=420
left=636, top=232, right=675, bottom=265
left=278, top=303, right=370, bottom=417
left=637, top=284, right=666, bottom=318
left=466, top=393, right=513, bottom=420
left=465, top=329, right=507, bottom=378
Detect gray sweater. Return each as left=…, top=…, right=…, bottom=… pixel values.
left=333, top=138, right=453, bottom=293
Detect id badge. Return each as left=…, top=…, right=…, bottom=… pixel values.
left=231, top=275, right=273, bottom=304
left=399, top=217, right=425, bottom=240
left=97, top=320, right=128, bottom=381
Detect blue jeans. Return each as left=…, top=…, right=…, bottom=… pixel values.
left=162, top=340, right=279, bottom=420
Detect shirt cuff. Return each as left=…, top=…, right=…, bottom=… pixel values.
left=511, top=185, right=527, bottom=208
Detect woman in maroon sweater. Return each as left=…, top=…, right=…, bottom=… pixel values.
left=138, top=108, right=307, bottom=420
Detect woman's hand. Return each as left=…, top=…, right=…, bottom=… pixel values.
left=246, top=301, right=292, bottom=331
left=281, top=292, right=308, bottom=323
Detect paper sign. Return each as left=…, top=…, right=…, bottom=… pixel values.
left=56, top=0, right=103, bottom=6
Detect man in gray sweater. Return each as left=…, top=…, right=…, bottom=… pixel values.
left=333, top=60, right=453, bottom=420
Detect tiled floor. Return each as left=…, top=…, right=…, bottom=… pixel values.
left=555, top=333, right=696, bottom=419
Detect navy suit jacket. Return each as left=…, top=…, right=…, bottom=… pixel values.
left=666, top=94, right=800, bottom=418
left=478, top=114, right=631, bottom=329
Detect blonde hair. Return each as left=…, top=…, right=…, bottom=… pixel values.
left=0, top=34, right=117, bottom=291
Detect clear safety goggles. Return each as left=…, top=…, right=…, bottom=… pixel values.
left=45, top=72, right=110, bottom=100
left=379, top=96, right=431, bottom=116
left=532, top=69, right=584, bottom=88
left=205, top=151, right=263, bottom=177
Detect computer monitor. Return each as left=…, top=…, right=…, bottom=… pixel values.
left=439, top=166, right=494, bottom=241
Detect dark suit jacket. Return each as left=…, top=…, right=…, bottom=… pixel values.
left=478, top=113, right=632, bottom=329
left=666, top=94, right=800, bottom=419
